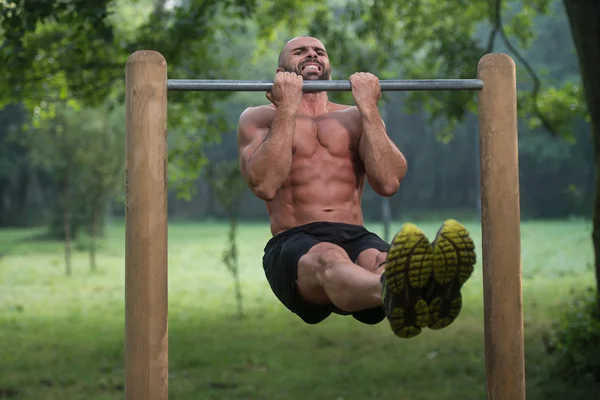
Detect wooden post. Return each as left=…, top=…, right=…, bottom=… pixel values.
left=125, top=50, right=169, bottom=400
left=477, top=53, right=525, bottom=400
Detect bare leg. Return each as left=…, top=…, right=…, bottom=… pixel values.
left=297, top=243, right=383, bottom=312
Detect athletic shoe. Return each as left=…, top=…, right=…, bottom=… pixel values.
left=381, top=223, right=434, bottom=338
left=425, top=219, right=476, bottom=330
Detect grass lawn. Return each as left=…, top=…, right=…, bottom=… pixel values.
left=0, top=219, right=594, bottom=399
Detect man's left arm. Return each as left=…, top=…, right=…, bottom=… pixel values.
left=350, top=72, right=408, bottom=196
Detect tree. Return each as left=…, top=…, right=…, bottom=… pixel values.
left=0, top=0, right=118, bottom=108
left=3, top=0, right=598, bottom=298
left=562, top=0, right=600, bottom=307
left=73, top=102, right=125, bottom=272
left=15, top=99, right=124, bottom=275
left=21, top=102, right=90, bottom=275
left=207, top=161, right=247, bottom=318
left=1, top=0, right=266, bottom=200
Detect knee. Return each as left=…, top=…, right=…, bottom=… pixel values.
left=316, top=245, right=350, bottom=271
left=299, top=243, right=350, bottom=281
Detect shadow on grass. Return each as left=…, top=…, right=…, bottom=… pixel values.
left=0, top=229, right=66, bottom=257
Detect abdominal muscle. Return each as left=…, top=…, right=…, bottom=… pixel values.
left=266, top=148, right=366, bottom=236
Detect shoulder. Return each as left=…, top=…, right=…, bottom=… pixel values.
left=328, top=103, right=384, bottom=125
left=237, top=105, right=275, bottom=142
left=327, top=102, right=361, bottom=121
left=239, top=104, right=276, bottom=124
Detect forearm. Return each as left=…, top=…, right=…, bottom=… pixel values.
left=358, top=106, right=407, bottom=195
left=246, top=107, right=297, bottom=199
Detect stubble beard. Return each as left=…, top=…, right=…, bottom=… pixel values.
left=282, top=64, right=332, bottom=81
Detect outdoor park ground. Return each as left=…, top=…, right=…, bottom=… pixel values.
left=0, top=219, right=594, bottom=399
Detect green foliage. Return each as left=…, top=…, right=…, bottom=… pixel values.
left=529, top=82, right=589, bottom=133
left=541, top=288, right=600, bottom=399
left=1, top=0, right=118, bottom=108
left=13, top=99, right=124, bottom=240
left=1, top=0, right=591, bottom=199
left=231, top=0, right=587, bottom=143
left=133, top=1, right=267, bottom=199
left=16, top=102, right=87, bottom=240
left=75, top=99, right=125, bottom=229
left=0, top=0, right=595, bottom=226
left=166, top=107, right=229, bottom=200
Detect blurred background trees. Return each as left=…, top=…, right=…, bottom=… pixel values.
left=1, top=0, right=599, bottom=397
left=1, top=0, right=597, bottom=287
left=0, top=0, right=593, bottom=224
left=2, top=0, right=597, bottom=275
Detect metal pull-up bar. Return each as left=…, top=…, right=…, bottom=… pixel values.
left=167, top=78, right=485, bottom=92
left=125, top=50, right=524, bottom=400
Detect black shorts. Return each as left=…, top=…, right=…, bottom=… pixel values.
left=262, top=221, right=390, bottom=325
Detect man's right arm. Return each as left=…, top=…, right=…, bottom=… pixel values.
left=237, top=106, right=298, bottom=201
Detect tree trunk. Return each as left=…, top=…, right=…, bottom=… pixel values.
left=229, top=217, right=244, bottom=318
left=563, top=0, right=600, bottom=306
left=63, top=172, right=72, bottom=276
left=234, top=270, right=244, bottom=318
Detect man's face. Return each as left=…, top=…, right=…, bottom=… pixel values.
left=278, top=37, right=332, bottom=80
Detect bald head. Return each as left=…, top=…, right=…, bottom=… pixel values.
left=276, top=36, right=332, bottom=81
left=277, top=36, right=327, bottom=68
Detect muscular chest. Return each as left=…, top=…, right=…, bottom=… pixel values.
left=291, top=114, right=360, bottom=158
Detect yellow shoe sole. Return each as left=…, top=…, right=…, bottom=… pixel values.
left=383, top=223, right=434, bottom=338
left=427, top=219, right=476, bottom=330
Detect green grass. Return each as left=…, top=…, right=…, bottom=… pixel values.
left=0, top=219, right=594, bottom=399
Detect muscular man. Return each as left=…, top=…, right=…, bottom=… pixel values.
left=236, top=36, right=476, bottom=338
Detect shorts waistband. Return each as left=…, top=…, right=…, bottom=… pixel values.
left=268, top=220, right=364, bottom=243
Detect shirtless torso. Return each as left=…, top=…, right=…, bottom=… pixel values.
left=240, top=102, right=366, bottom=235
left=233, top=36, right=458, bottom=336
left=237, top=36, right=405, bottom=238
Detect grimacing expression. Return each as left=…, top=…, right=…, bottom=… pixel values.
left=279, top=38, right=332, bottom=80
